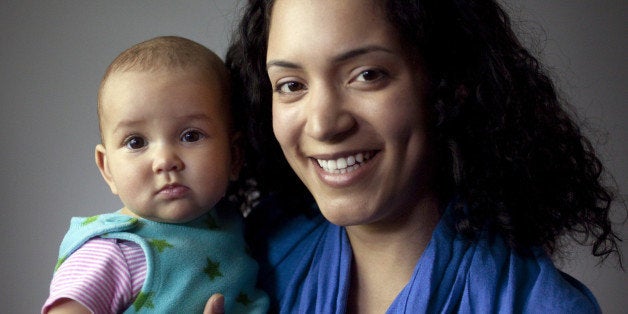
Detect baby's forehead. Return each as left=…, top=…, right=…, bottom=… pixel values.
left=117, top=64, right=225, bottom=82
left=103, top=65, right=229, bottom=96
left=99, top=67, right=231, bottom=118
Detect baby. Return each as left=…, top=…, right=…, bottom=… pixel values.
left=43, top=36, right=268, bottom=313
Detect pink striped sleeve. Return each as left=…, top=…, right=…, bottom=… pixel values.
left=42, top=237, right=146, bottom=314
left=118, top=240, right=147, bottom=296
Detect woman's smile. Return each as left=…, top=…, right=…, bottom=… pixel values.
left=310, top=150, right=380, bottom=188
left=314, top=151, right=376, bottom=174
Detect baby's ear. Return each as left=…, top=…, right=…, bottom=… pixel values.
left=95, top=144, right=118, bottom=195
left=229, top=132, right=244, bottom=181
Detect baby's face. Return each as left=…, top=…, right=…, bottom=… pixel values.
left=95, top=68, right=236, bottom=223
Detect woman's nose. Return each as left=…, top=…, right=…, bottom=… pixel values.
left=152, top=145, right=184, bottom=173
left=304, top=85, right=356, bottom=142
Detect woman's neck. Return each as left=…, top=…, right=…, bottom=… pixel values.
left=345, top=196, right=441, bottom=314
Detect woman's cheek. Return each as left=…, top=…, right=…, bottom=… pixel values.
left=272, top=103, right=300, bottom=147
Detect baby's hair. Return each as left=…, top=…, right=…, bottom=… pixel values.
left=97, top=36, right=230, bottom=139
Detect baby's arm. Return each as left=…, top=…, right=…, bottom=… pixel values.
left=46, top=299, right=90, bottom=314
left=42, top=238, right=145, bottom=313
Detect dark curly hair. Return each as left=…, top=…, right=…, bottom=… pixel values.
left=226, top=0, right=623, bottom=262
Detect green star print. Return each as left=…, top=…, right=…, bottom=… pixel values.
left=204, top=258, right=223, bottom=280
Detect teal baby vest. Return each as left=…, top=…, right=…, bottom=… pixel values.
left=55, top=207, right=268, bottom=313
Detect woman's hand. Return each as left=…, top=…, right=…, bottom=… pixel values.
left=203, top=293, right=225, bottom=314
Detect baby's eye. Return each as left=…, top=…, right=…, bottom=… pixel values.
left=181, top=130, right=204, bottom=142
left=124, top=136, right=146, bottom=150
left=355, top=69, right=386, bottom=82
left=276, top=81, right=306, bottom=94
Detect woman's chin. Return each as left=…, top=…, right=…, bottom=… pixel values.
left=316, top=201, right=378, bottom=227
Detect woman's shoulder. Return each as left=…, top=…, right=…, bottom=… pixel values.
left=463, top=231, right=601, bottom=313
left=406, top=205, right=601, bottom=313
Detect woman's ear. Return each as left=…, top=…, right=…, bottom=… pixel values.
left=229, top=132, right=244, bottom=181
left=95, top=144, right=119, bottom=195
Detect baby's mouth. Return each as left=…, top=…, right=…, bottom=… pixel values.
left=315, top=151, right=375, bottom=174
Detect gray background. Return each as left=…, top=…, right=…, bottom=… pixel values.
left=1, top=1, right=625, bottom=313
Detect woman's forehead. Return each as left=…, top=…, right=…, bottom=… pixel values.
left=267, top=0, right=400, bottom=62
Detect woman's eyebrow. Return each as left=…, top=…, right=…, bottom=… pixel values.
left=266, top=60, right=300, bottom=70
left=266, top=45, right=394, bottom=70
left=331, top=45, right=394, bottom=63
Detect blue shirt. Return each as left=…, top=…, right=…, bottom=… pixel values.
left=247, top=198, right=600, bottom=313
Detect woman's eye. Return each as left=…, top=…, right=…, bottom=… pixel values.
left=181, top=130, right=203, bottom=142
left=355, top=69, right=386, bottom=82
left=276, top=81, right=305, bottom=94
left=124, top=136, right=146, bottom=150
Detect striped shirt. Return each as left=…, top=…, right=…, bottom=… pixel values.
left=42, top=237, right=146, bottom=314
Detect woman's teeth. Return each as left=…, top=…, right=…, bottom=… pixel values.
left=316, top=152, right=372, bottom=174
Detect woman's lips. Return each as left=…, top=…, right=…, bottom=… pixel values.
left=315, top=151, right=375, bottom=174
left=312, top=150, right=379, bottom=187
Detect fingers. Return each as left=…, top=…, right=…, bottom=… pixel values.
left=203, top=293, right=225, bottom=314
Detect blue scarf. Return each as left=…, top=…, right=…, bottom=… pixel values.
left=254, top=203, right=601, bottom=313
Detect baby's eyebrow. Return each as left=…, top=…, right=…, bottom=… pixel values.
left=182, top=113, right=214, bottom=122
left=111, top=119, right=141, bottom=135
left=111, top=113, right=215, bottom=134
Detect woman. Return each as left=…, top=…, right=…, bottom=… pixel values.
left=207, top=0, right=622, bottom=312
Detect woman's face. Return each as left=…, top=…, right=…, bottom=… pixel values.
left=267, top=0, right=434, bottom=227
